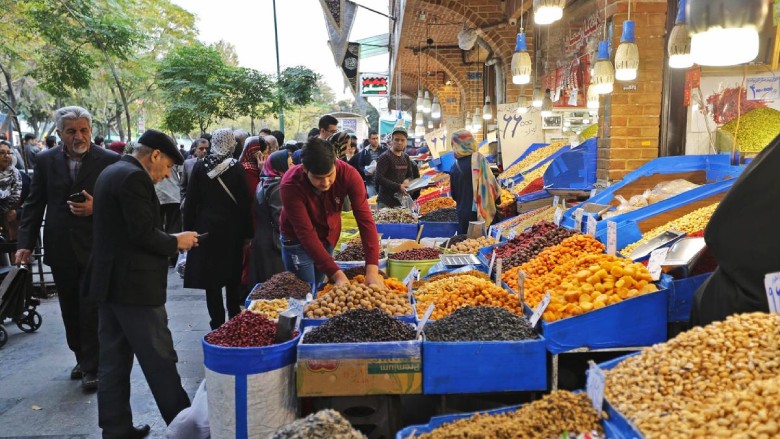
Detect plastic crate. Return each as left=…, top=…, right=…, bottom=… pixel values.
left=396, top=404, right=524, bottom=438
left=376, top=223, right=419, bottom=240
left=418, top=221, right=460, bottom=238
left=543, top=138, right=598, bottom=191
left=430, top=151, right=456, bottom=173
left=422, top=336, right=547, bottom=394
left=598, top=353, right=645, bottom=439
left=668, top=272, right=710, bottom=322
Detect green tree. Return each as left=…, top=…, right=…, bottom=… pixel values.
left=227, top=68, right=274, bottom=133
left=273, top=66, right=321, bottom=114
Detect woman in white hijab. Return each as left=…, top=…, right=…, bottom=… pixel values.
left=182, top=129, right=254, bottom=330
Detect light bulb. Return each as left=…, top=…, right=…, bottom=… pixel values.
left=511, top=33, right=533, bottom=85
left=415, top=115, right=423, bottom=126
left=472, top=107, right=481, bottom=131
left=690, top=28, right=760, bottom=66
left=532, top=87, right=544, bottom=107
left=482, top=97, right=492, bottom=120
left=541, top=89, right=553, bottom=117
left=615, top=21, right=639, bottom=81
left=422, top=91, right=432, bottom=113
left=465, top=112, right=471, bottom=130
left=427, top=120, right=433, bottom=129
left=533, top=0, right=565, bottom=25
left=592, top=41, right=615, bottom=95
left=416, top=93, right=423, bottom=112
left=516, top=96, right=529, bottom=114
left=430, top=97, right=442, bottom=119
left=587, top=85, right=600, bottom=109
left=687, top=0, right=768, bottom=67
left=668, top=0, right=693, bottom=69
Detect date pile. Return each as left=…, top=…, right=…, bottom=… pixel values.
left=247, top=272, right=311, bottom=300
left=419, top=207, right=458, bottom=222
left=425, top=306, right=537, bottom=342
left=204, top=312, right=277, bottom=347
left=491, top=205, right=557, bottom=236
left=391, top=247, right=441, bottom=261
left=374, top=208, right=417, bottom=224
left=418, top=391, right=602, bottom=439
left=414, top=274, right=524, bottom=320
left=493, top=222, right=577, bottom=270
left=302, top=308, right=416, bottom=344
left=606, top=313, right=780, bottom=438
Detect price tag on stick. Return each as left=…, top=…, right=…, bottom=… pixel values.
left=529, top=292, right=551, bottom=327
left=416, top=303, right=435, bottom=338
left=587, top=215, right=597, bottom=236
left=648, top=247, right=670, bottom=281
left=404, top=267, right=420, bottom=289
left=495, top=258, right=503, bottom=287
left=553, top=195, right=560, bottom=207
left=586, top=361, right=606, bottom=412
left=607, top=221, right=617, bottom=256
left=553, top=207, right=563, bottom=226
left=574, top=208, right=585, bottom=231
left=764, top=272, right=780, bottom=313
left=488, top=250, right=497, bottom=277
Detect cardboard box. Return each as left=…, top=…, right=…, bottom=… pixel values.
left=296, top=329, right=422, bottom=397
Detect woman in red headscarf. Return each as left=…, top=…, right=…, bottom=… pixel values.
left=239, top=136, right=269, bottom=196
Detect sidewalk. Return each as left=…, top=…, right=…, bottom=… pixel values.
left=0, top=270, right=210, bottom=439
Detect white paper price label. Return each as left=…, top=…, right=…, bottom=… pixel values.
left=517, top=270, right=526, bottom=300
left=508, top=229, right=517, bottom=240
left=587, top=215, right=597, bottom=236
left=306, top=293, right=313, bottom=302
left=553, top=207, right=563, bottom=226
left=488, top=250, right=497, bottom=277
left=587, top=361, right=606, bottom=412
left=648, top=247, right=669, bottom=281
left=574, top=208, right=585, bottom=231
left=553, top=195, right=560, bottom=207
left=495, top=259, right=503, bottom=287
left=764, top=272, right=780, bottom=313
left=607, top=221, right=617, bottom=256
left=494, top=227, right=502, bottom=240
left=529, top=292, right=551, bottom=327
left=287, top=299, right=306, bottom=331
left=404, top=267, right=420, bottom=292
left=590, top=188, right=597, bottom=199
left=416, top=303, right=435, bottom=337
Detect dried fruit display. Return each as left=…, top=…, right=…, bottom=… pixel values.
left=305, top=282, right=412, bottom=319
left=204, top=312, right=277, bottom=347
left=498, top=142, right=567, bottom=180
left=620, top=203, right=719, bottom=255
left=413, top=270, right=490, bottom=289
left=419, top=207, right=458, bottom=222
left=247, top=272, right=311, bottom=300
left=447, top=236, right=496, bottom=255
left=302, top=308, right=416, bottom=344
left=374, top=208, right=417, bottom=224
left=425, top=306, right=538, bottom=342
left=606, top=313, right=780, bottom=438
left=391, top=247, right=441, bottom=261
left=417, top=391, right=602, bottom=439
left=720, top=107, right=780, bottom=152
left=270, top=409, right=365, bottom=439
left=419, top=197, right=457, bottom=215
left=247, top=298, right=290, bottom=320
left=510, top=163, right=552, bottom=195
left=414, top=275, right=524, bottom=320
left=492, top=206, right=557, bottom=236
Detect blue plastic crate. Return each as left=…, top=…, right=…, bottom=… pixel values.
left=515, top=189, right=552, bottom=204
left=668, top=272, right=710, bottom=322
left=418, top=221, right=460, bottom=238
left=598, top=353, right=644, bottom=439
left=705, top=153, right=749, bottom=182
left=431, top=151, right=456, bottom=173
left=537, top=278, right=670, bottom=355
left=396, top=404, right=524, bottom=438
left=377, top=223, right=419, bottom=240
left=499, top=142, right=548, bottom=182
left=543, top=138, right=598, bottom=191
left=422, top=335, right=547, bottom=394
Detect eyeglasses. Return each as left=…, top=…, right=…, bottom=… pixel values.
left=0, top=151, right=11, bottom=156
left=326, top=128, right=338, bottom=135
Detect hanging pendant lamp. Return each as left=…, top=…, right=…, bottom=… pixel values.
left=541, top=89, right=553, bottom=117
left=416, top=90, right=424, bottom=112
left=483, top=97, right=493, bottom=120
left=586, top=85, right=600, bottom=110
left=668, top=0, right=693, bottom=68
left=532, top=87, right=544, bottom=107
left=465, top=112, right=472, bottom=131
left=592, top=41, right=615, bottom=94
left=511, top=32, right=533, bottom=85
left=427, top=120, right=434, bottom=129
left=472, top=107, right=482, bottom=131
left=615, top=20, right=639, bottom=81
left=422, top=91, right=432, bottom=113
left=517, top=96, right=529, bottom=114
left=688, top=0, right=768, bottom=66
left=415, top=114, right=423, bottom=126
left=430, top=96, right=442, bottom=119
left=533, top=0, right=565, bottom=25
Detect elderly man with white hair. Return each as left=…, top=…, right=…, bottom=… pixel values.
left=15, top=106, right=120, bottom=391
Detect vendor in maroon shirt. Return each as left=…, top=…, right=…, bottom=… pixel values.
left=279, top=137, right=383, bottom=287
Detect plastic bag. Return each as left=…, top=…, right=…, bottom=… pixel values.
left=363, top=160, right=377, bottom=175
left=175, top=251, right=187, bottom=279
left=394, top=191, right=418, bottom=213
left=166, top=380, right=209, bottom=439
left=646, top=179, right=700, bottom=204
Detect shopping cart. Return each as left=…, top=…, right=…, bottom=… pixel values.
left=0, top=265, right=42, bottom=348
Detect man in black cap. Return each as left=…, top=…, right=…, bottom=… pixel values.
left=85, top=129, right=199, bottom=439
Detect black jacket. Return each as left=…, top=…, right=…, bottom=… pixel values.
left=355, top=145, right=388, bottom=182
left=182, top=161, right=253, bottom=289
left=18, top=144, right=119, bottom=268
left=85, top=156, right=178, bottom=306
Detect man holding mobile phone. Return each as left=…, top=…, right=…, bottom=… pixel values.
left=15, top=106, right=119, bottom=391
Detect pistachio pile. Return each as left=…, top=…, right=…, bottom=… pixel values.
left=374, top=208, right=417, bottom=224
left=606, top=312, right=780, bottom=438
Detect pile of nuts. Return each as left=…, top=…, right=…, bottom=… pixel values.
left=414, top=274, right=524, bottom=320
left=305, top=283, right=412, bottom=319
left=247, top=272, right=311, bottom=300
left=621, top=203, right=719, bottom=255
left=302, top=308, right=416, bottom=344
left=270, top=409, right=365, bottom=439
left=606, top=313, right=780, bottom=438
left=374, top=208, right=417, bottom=224
left=204, top=312, right=277, bottom=347
left=321, top=275, right=406, bottom=296
left=510, top=163, right=553, bottom=195
left=448, top=236, right=496, bottom=254
left=418, top=391, right=602, bottom=439
left=391, top=247, right=441, bottom=261
left=524, top=254, right=657, bottom=322
left=492, top=206, right=557, bottom=236
left=498, top=143, right=566, bottom=180
left=419, top=207, right=458, bottom=222
left=419, top=197, right=456, bottom=215
left=498, top=188, right=515, bottom=206
left=505, top=234, right=607, bottom=288
left=247, top=298, right=290, bottom=320
left=425, top=306, right=538, bottom=342
left=339, top=266, right=388, bottom=280
left=334, top=242, right=386, bottom=261
left=413, top=270, right=490, bottom=289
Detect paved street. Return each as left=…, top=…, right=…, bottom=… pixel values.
left=0, top=269, right=210, bottom=439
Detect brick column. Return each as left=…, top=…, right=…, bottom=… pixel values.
left=598, top=0, right=668, bottom=182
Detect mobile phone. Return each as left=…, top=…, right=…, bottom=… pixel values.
left=197, top=233, right=209, bottom=240
left=69, top=192, right=87, bottom=203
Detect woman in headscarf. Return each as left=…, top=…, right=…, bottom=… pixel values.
left=449, top=129, right=501, bottom=234
left=328, top=131, right=359, bottom=210
left=183, top=128, right=253, bottom=330
left=238, top=136, right=269, bottom=196
left=0, top=141, right=22, bottom=241
left=248, top=150, right=293, bottom=285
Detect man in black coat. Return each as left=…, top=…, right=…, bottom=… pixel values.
left=85, top=129, right=198, bottom=439
left=15, top=106, right=119, bottom=390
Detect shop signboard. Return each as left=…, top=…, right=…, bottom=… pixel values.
left=424, top=127, right=448, bottom=159
left=359, top=73, right=389, bottom=97
left=496, top=103, right=544, bottom=167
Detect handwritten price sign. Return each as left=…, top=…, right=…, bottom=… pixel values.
left=496, top=103, right=544, bottom=168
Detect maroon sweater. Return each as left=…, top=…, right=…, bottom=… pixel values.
left=279, top=160, right=379, bottom=277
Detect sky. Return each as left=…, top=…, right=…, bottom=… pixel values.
left=170, top=0, right=391, bottom=101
